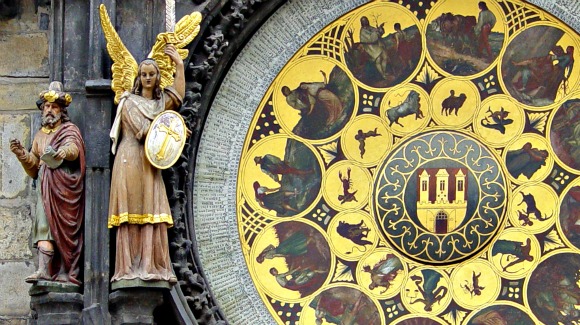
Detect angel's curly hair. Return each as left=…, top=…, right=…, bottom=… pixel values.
left=132, top=59, right=162, bottom=100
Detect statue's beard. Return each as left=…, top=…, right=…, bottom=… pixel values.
left=42, top=112, right=62, bottom=128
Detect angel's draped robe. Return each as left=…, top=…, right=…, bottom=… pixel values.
left=108, top=88, right=181, bottom=283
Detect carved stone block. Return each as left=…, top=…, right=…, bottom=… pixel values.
left=0, top=79, right=48, bottom=111
left=0, top=262, right=35, bottom=317
left=0, top=33, right=49, bottom=77
left=0, top=113, right=32, bottom=199
left=29, top=292, right=83, bottom=325
left=0, top=205, right=33, bottom=260
left=109, top=288, right=164, bottom=325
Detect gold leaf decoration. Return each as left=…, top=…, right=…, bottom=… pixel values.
left=416, top=63, right=442, bottom=86
left=317, top=141, right=338, bottom=165
left=98, top=4, right=138, bottom=104
left=100, top=4, right=202, bottom=102
left=442, top=310, right=467, bottom=325
left=543, top=229, right=565, bottom=253
left=148, top=11, right=202, bottom=90
left=333, top=260, right=354, bottom=282
left=528, top=112, right=549, bottom=133
left=499, top=0, right=544, bottom=37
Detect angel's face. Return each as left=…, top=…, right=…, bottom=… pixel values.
left=140, top=64, right=158, bottom=91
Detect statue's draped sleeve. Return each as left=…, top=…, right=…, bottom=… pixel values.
left=14, top=132, right=51, bottom=179
left=16, top=142, right=40, bottom=179
left=59, top=140, right=80, bottom=161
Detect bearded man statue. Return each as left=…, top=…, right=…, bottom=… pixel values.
left=9, top=81, right=85, bottom=285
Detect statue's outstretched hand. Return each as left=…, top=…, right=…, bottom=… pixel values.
left=9, top=138, right=26, bottom=158
left=165, top=45, right=183, bottom=66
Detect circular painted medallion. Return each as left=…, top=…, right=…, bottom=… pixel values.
left=373, top=131, right=508, bottom=264
left=525, top=251, right=580, bottom=324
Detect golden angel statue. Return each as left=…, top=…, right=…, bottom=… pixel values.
left=99, top=4, right=201, bottom=288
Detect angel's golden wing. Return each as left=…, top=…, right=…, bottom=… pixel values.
left=148, top=11, right=202, bottom=90
left=99, top=4, right=138, bottom=104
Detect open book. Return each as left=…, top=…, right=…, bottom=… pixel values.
left=40, top=146, right=63, bottom=169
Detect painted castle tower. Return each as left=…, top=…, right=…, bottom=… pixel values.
left=416, top=168, right=468, bottom=234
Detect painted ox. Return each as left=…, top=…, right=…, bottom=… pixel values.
left=386, top=90, right=423, bottom=127
left=430, top=13, right=477, bottom=50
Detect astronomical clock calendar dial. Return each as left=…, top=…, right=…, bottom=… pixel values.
left=204, top=0, right=580, bottom=323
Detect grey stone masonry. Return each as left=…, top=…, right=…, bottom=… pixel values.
left=0, top=0, right=50, bottom=324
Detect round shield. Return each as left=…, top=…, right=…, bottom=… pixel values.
left=145, top=110, right=187, bottom=169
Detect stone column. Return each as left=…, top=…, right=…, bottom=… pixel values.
left=80, top=0, right=117, bottom=322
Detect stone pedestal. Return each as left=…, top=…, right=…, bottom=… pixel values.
left=109, top=288, right=165, bottom=325
left=29, top=283, right=83, bottom=325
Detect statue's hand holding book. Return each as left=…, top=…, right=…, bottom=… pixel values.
left=40, top=146, right=63, bottom=169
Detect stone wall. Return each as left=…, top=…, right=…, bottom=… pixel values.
left=0, top=1, right=49, bottom=324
